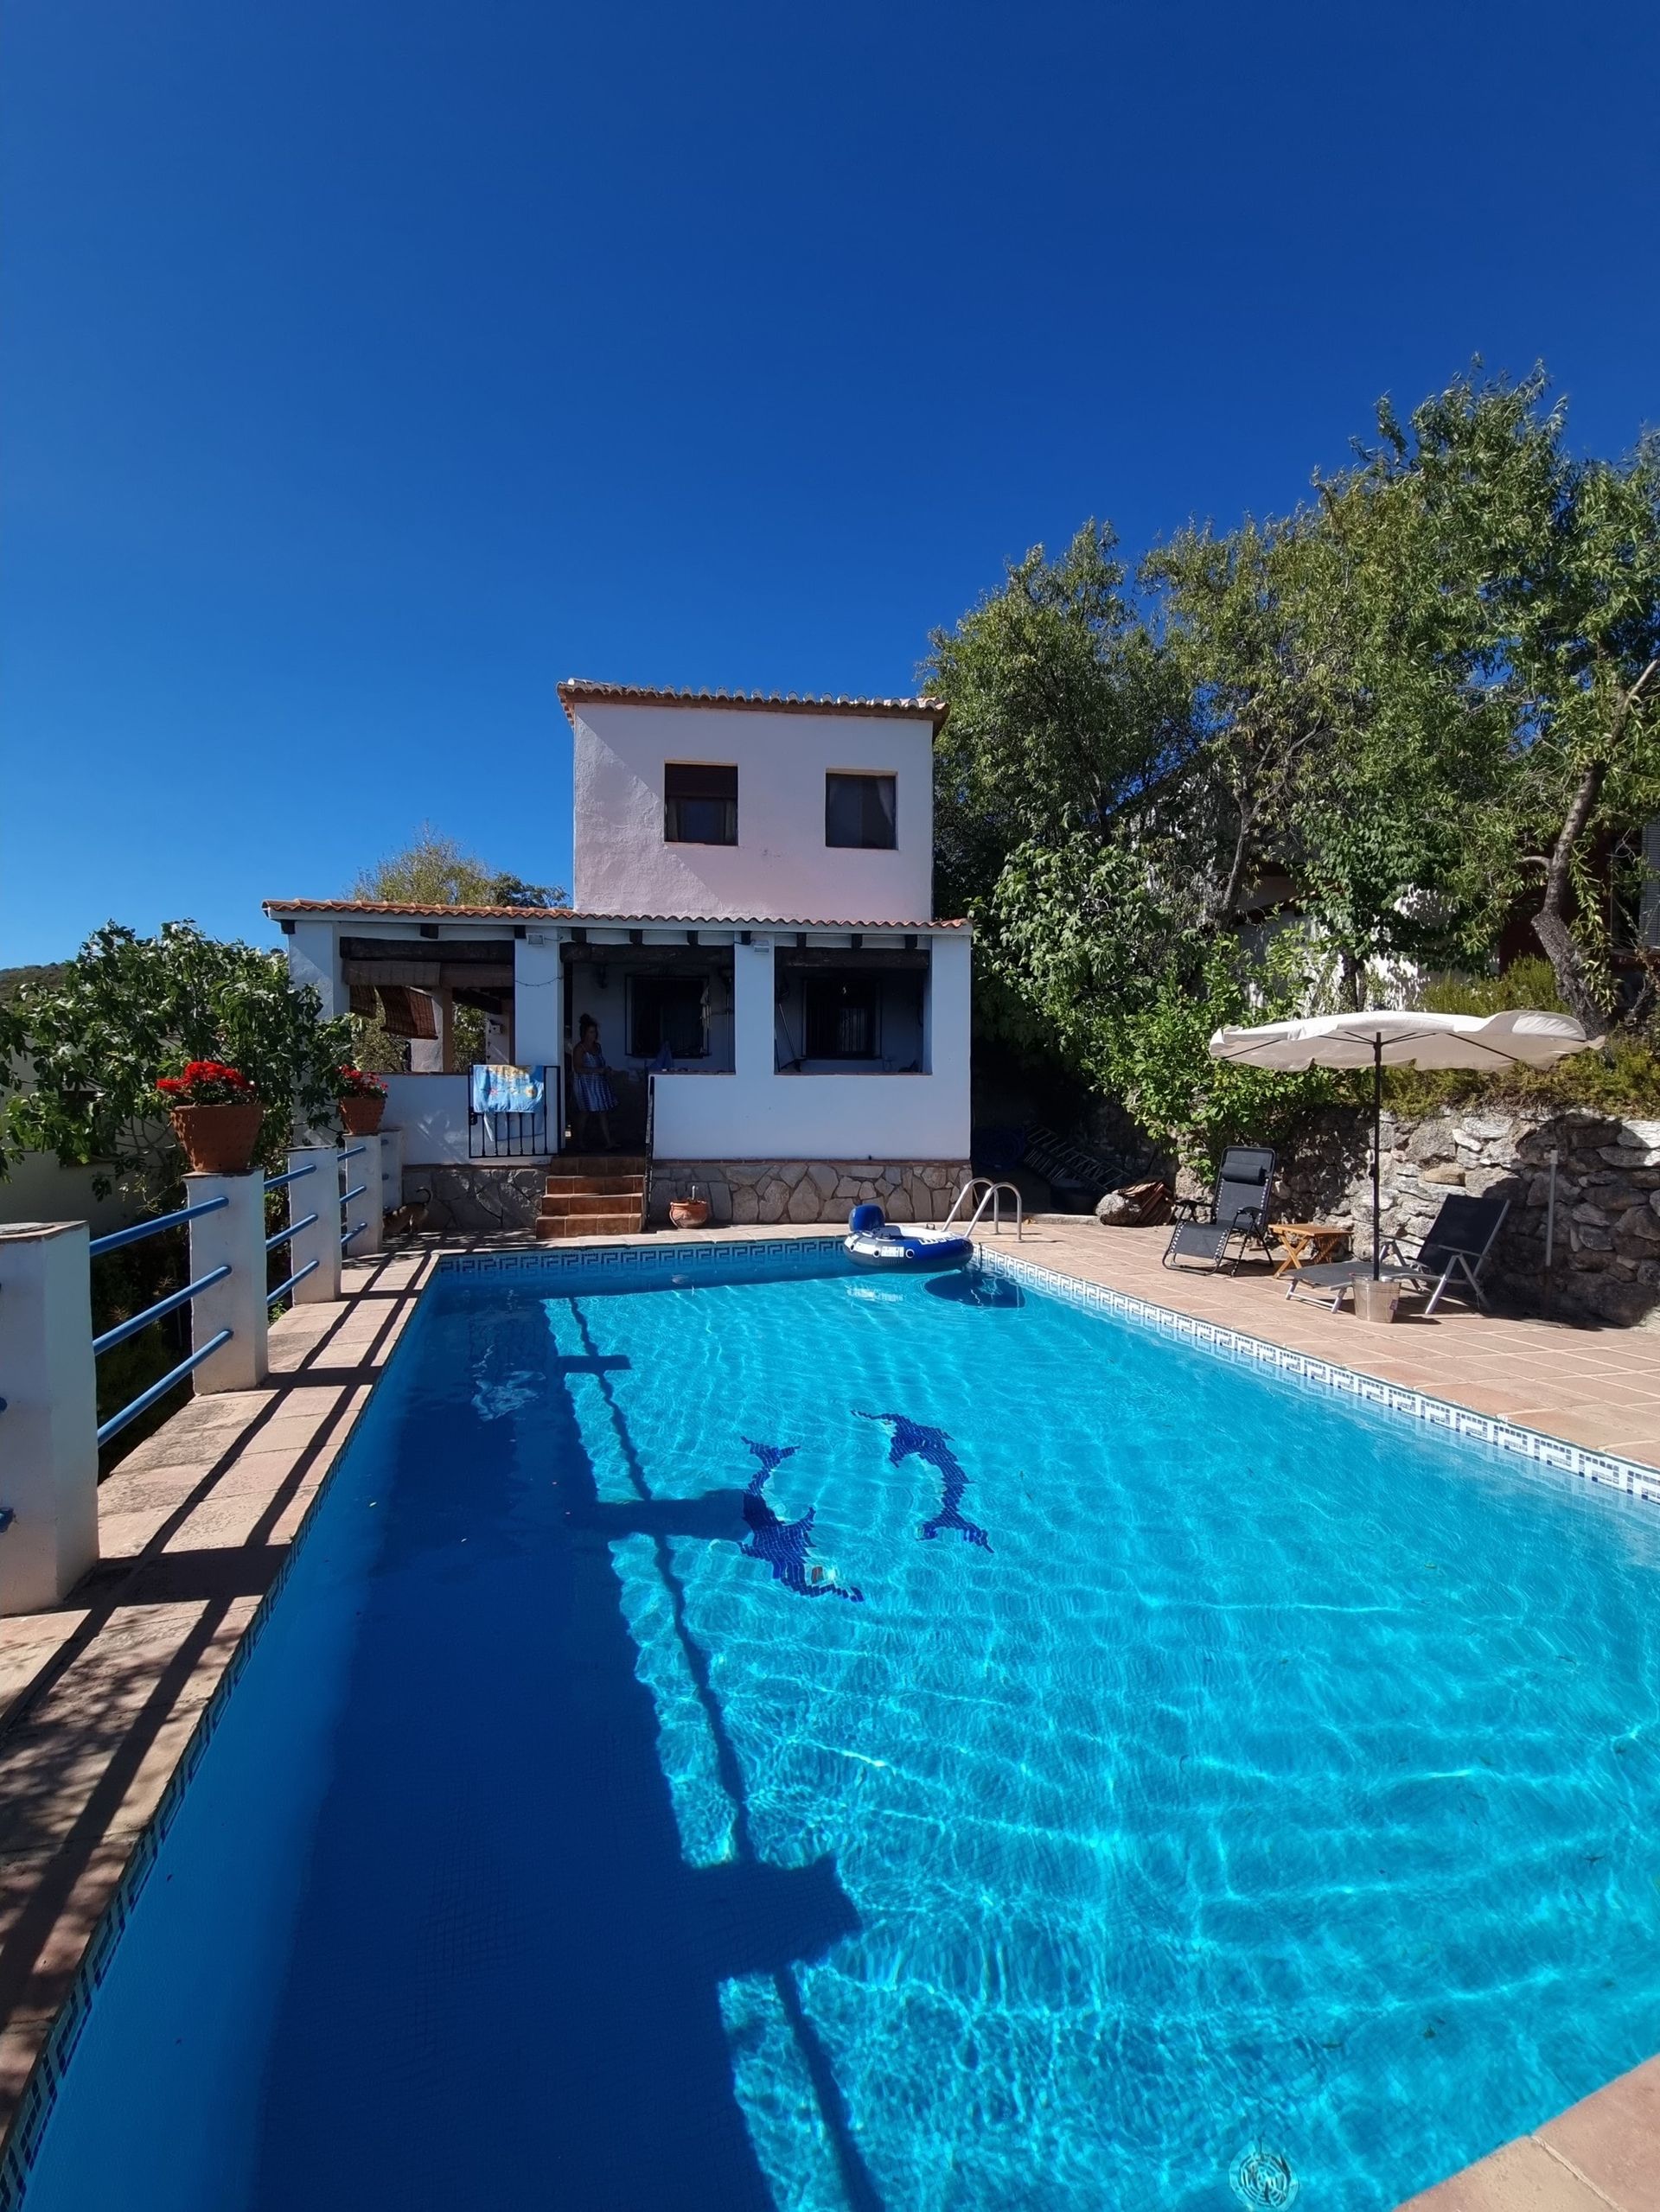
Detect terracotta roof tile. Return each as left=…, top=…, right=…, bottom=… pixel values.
left=263, top=899, right=967, bottom=928
left=557, top=679, right=949, bottom=731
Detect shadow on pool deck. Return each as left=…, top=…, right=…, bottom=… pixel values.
left=0, top=1279, right=407, bottom=2117
left=233, top=1280, right=882, bottom=2211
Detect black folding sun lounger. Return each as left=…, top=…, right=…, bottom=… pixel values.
left=1286, top=1194, right=1510, bottom=1316
left=1162, top=1146, right=1277, bottom=1274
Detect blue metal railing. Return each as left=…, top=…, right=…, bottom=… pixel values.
left=264, top=1162, right=318, bottom=1194
left=337, top=1145, right=368, bottom=1254
left=88, top=1194, right=227, bottom=1259
left=267, top=1257, right=320, bottom=1307
left=265, top=1194, right=321, bottom=1307
left=97, top=1330, right=233, bottom=1447
left=93, top=1265, right=232, bottom=1356
left=90, top=1195, right=234, bottom=1443
left=266, top=1212, right=318, bottom=1253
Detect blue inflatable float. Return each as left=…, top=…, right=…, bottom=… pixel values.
left=843, top=1202, right=974, bottom=1272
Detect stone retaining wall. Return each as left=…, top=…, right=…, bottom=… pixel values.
left=648, top=1159, right=972, bottom=1227
left=1267, top=1107, right=1660, bottom=1328
left=403, top=1164, right=546, bottom=1233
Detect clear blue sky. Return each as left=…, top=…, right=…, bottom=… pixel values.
left=4, top=0, right=1657, bottom=966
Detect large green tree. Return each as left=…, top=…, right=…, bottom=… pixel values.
left=1351, top=371, right=1660, bottom=1030
left=924, top=367, right=1660, bottom=1160
left=923, top=523, right=1191, bottom=915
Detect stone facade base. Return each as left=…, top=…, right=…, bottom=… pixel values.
left=649, top=1159, right=972, bottom=1228
left=403, top=1164, right=545, bottom=1233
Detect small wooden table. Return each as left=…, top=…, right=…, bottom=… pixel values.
left=1271, top=1222, right=1351, bottom=1277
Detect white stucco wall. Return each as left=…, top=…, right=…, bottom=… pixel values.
left=285, top=920, right=345, bottom=1017
left=513, top=934, right=564, bottom=1066
left=651, top=932, right=969, bottom=1161
left=382, top=1074, right=473, bottom=1165
left=570, top=702, right=936, bottom=922
left=0, top=1155, right=135, bottom=1236
left=650, top=1073, right=967, bottom=1162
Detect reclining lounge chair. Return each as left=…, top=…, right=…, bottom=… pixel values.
left=1286, top=1194, right=1510, bottom=1316
left=1162, top=1146, right=1277, bottom=1273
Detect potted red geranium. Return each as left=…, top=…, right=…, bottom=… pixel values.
left=156, top=1061, right=265, bottom=1175
left=336, top=1065, right=389, bottom=1137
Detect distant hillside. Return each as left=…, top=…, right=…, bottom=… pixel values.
left=0, top=964, right=66, bottom=1002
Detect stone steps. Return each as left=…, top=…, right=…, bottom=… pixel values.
left=536, top=1155, right=648, bottom=1240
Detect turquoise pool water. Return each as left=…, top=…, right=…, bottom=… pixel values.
left=10, top=1245, right=1660, bottom=2211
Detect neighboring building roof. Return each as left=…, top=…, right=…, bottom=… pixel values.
left=263, top=899, right=968, bottom=929
left=556, top=679, right=949, bottom=732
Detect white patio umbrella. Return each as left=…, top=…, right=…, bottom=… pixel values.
left=1207, top=1009, right=1596, bottom=1278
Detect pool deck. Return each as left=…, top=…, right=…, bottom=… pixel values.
left=0, top=1217, right=1656, bottom=2204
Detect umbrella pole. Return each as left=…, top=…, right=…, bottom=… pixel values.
left=1372, top=1042, right=1382, bottom=1281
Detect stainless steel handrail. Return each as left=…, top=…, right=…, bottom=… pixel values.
left=942, top=1176, right=1025, bottom=1239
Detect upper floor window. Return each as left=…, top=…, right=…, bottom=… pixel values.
left=826, top=772, right=896, bottom=850
left=665, top=762, right=737, bottom=845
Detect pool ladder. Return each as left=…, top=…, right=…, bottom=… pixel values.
left=942, top=1177, right=1025, bottom=1240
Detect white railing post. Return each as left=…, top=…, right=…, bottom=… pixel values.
left=186, top=1171, right=269, bottom=1393
left=285, top=1145, right=342, bottom=1304
left=343, top=1136, right=383, bottom=1259
left=0, top=1222, right=99, bottom=1613
left=378, top=1127, right=403, bottom=1230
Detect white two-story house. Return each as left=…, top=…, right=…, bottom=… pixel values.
left=265, top=681, right=972, bottom=1229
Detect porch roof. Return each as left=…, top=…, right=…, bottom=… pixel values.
left=265, top=900, right=968, bottom=931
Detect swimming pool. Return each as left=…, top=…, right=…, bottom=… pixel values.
left=8, top=1240, right=1660, bottom=2211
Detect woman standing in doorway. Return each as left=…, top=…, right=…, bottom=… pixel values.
left=570, top=1014, right=617, bottom=1151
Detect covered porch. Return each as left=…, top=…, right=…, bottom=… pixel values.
left=271, top=902, right=971, bottom=1176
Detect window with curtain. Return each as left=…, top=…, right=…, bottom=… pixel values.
left=803, top=973, right=880, bottom=1059
left=825, top=773, right=897, bottom=849
left=664, top=762, right=737, bottom=845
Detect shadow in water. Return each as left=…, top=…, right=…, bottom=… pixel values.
left=246, top=1283, right=882, bottom=2212
left=923, top=1268, right=1025, bottom=1310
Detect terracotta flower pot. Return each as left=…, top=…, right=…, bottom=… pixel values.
left=338, top=1093, right=386, bottom=1136
left=668, top=1197, right=711, bottom=1229
left=169, top=1102, right=265, bottom=1176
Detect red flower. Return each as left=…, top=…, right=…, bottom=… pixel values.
left=156, top=1059, right=257, bottom=1104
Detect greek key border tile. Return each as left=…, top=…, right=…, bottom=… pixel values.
left=979, top=1247, right=1660, bottom=1508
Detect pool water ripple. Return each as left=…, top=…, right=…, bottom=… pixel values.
left=10, top=1253, right=1660, bottom=2212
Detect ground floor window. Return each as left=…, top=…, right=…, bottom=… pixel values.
left=627, top=974, right=709, bottom=1059
left=803, top=972, right=880, bottom=1060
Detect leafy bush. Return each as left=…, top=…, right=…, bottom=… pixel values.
left=5, top=921, right=352, bottom=1202
left=1383, top=959, right=1660, bottom=1116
